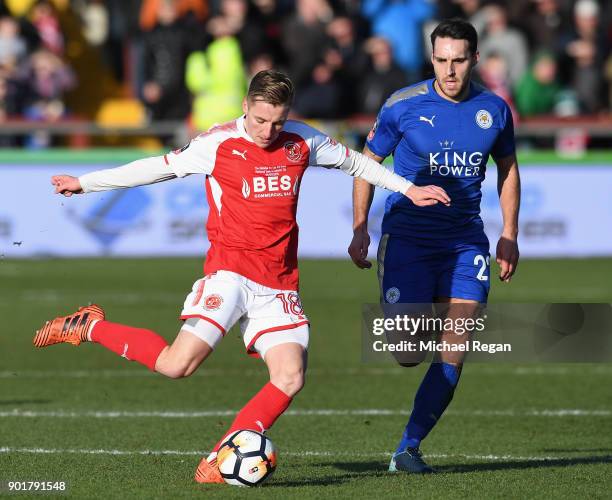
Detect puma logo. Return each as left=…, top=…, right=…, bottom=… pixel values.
left=255, top=420, right=266, bottom=433
left=232, top=149, right=247, bottom=160
left=419, top=115, right=436, bottom=127
left=121, top=343, right=130, bottom=360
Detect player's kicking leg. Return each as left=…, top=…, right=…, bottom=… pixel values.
left=389, top=298, right=480, bottom=474
left=195, top=325, right=308, bottom=485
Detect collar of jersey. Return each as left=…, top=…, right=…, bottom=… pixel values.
left=235, top=115, right=256, bottom=144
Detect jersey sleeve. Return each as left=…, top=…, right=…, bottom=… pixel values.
left=283, top=121, right=349, bottom=168
left=308, top=132, right=349, bottom=168
left=491, top=102, right=516, bottom=161
left=365, top=99, right=403, bottom=159
left=162, top=132, right=221, bottom=177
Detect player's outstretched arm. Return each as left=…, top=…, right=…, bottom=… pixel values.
left=495, top=153, right=521, bottom=282
left=51, top=156, right=179, bottom=197
left=339, top=149, right=451, bottom=206
left=346, top=147, right=450, bottom=269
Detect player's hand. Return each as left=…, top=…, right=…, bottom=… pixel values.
left=496, top=236, right=519, bottom=282
left=405, top=185, right=451, bottom=207
left=348, top=225, right=372, bottom=269
left=51, top=175, right=83, bottom=197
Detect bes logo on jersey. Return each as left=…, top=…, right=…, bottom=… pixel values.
left=283, top=142, right=303, bottom=162
left=429, top=140, right=484, bottom=177
left=241, top=174, right=300, bottom=199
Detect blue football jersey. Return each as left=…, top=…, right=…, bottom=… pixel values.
left=366, top=78, right=515, bottom=240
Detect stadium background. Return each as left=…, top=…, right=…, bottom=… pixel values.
left=1, top=0, right=611, bottom=497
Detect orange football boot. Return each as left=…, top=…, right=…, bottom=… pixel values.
left=194, top=457, right=224, bottom=484
left=33, top=304, right=105, bottom=348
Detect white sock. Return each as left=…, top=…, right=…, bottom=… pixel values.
left=87, top=319, right=100, bottom=342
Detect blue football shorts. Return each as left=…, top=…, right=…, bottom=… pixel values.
left=377, top=233, right=491, bottom=304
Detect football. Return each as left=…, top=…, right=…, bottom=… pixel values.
left=217, top=430, right=277, bottom=487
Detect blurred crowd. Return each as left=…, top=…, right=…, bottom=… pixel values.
left=0, top=0, right=611, bottom=141
left=0, top=0, right=76, bottom=145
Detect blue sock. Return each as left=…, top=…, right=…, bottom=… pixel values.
left=395, top=363, right=461, bottom=454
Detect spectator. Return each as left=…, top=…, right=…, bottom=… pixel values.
left=325, top=16, right=369, bottom=115
left=140, top=0, right=208, bottom=32
left=477, top=51, right=518, bottom=122
left=281, top=0, right=334, bottom=91
left=16, top=48, right=76, bottom=147
left=103, top=0, right=141, bottom=83
left=518, top=0, right=570, bottom=54
left=561, top=0, right=606, bottom=113
left=19, top=48, right=76, bottom=118
left=0, top=71, right=22, bottom=145
left=280, top=0, right=345, bottom=117
left=185, top=24, right=246, bottom=132
left=479, top=3, right=529, bottom=89
left=140, top=0, right=193, bottom=122
left=208, top=0, right=267, bottom=65
left=292, top=55, right=343, bottom=118
left=0, top=70, right=21, bottom=114
left=29, top=0, right=64, bottom=55
left=361, top=0, right=435, bottom=82
left=356, top=36, right=407, bottom=115
left=0, top=16, right=27, bottom=71
left=250, top=0, right=286, bottom=65
left=515, top=50, right=562, bottom=116
left=74, top=0, right=110, bottom=48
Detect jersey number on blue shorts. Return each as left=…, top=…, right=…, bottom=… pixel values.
left=474, top=254, right=490, bottom=282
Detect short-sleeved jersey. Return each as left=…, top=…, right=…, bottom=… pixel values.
left=366, top=79, right=515, bottom=240
left=164, top=116, right=349, bottom=291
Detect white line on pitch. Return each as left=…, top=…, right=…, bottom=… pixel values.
left=0, top=409, right=609, bottom=418
left=0, top=447, right=604, bottom=463
left=2, top=366, right=612, bottom=378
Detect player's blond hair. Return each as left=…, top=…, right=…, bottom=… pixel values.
left=247, top=70, right=294, bottom=106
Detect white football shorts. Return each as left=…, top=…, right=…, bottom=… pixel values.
left=180, top=270, right=309, bottom=359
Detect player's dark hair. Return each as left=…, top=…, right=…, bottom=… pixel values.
left=247, top=70, right=294, bottom=106
left=430, top=18, right=478, bottom=55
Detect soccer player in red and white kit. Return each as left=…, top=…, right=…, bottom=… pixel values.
left=33, top=70, right=450, bottom=484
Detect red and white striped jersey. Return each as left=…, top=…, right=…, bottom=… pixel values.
left=164, top=116, right=349, bottom=291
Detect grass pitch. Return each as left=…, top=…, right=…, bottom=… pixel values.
left=1, top=258, right=611, bottom=499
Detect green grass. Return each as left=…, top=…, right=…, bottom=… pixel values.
left=1, top=258, right=611, bottom=499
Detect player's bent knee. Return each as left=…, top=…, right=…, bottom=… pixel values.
left=157, top=364, right=189, bottom=379
left=155, top=356, right=194, bottom=379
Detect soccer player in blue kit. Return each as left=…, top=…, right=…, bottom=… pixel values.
left=348, top=19, right=520, bottom=473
